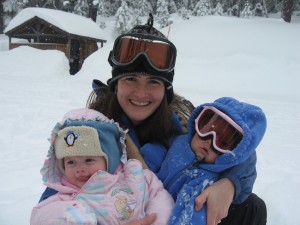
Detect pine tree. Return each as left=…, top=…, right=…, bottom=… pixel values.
left=178, top=6, right=190, bottom=20
left=73, top=0, right=89, bottom=17
left=240, top=1, right=252, bottom=18
left=148, top=0, right=157, bottom=12
left=229, top=4, right=239, bottom=16
left=110, top=0, right=122, bottom=16
left=156, top=0, right=170, bottom=28
left=176, top=0, right=189, bottom=10
left=96, top=0, right=110, bottom=29
left=214, top=2, right=224, bottom=15
left=219, top=0, right=234, bottom=13
left=131, top=9, right=143, bottom=27
left=115, top=0, right=132, bottom=34
left=131, top=0, right=153, bottom=27
left=254, top=2, right=267, bottom=17
left=3, top=0, right=24, bottom=29
left=136, top=0, right=152, bottom=17
left=169, top=0, right=177, bottom=13
left=97, top=0, right=110, bottom=17
left=192, top=0, right=212, bottom=16
left=189, top=0, right=199, bottom=10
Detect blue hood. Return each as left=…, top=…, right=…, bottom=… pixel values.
left=187, top=97, right=267, bottom=172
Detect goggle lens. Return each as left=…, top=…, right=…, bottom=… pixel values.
left=195, top=106, right=243, bottom=154
left=112, top=36, right=175, bottom=71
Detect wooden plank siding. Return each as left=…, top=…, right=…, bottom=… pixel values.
left=10, top=43, right=68, bottom=55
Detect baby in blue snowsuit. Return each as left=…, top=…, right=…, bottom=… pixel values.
left=141, top=97, right=267, bottom=225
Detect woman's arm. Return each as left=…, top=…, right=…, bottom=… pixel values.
left=194, top=178, right=234, bottom=225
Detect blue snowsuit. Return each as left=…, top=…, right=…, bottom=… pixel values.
left=144, top=97, right=267, bottom=225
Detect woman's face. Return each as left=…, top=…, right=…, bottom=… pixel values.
left=116, top=75, right=165, bottom=125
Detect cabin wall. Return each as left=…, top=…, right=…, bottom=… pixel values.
left=10, top=43, right=68, bottom=56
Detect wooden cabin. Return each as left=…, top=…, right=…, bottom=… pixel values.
left=4, top=7, right=107, bottom=74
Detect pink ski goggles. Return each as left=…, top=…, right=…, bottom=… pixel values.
left=195, top=106, right=244, bottom=154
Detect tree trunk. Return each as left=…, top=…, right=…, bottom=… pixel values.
left=262, top=0, right=269, bottom=18
left=282, top=0, right=293, bottom=22
left=0, top=0, right=4, bottom=34
left=88, top=0, right=97, bottom=22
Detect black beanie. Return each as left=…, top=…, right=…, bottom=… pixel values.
left=107, top=24, right=176, bottom=104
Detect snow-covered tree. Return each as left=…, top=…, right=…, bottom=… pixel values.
left=253, top=2, right=267, bottom=17
left=189, top=0, right=198, bottom=10
left=241, top=1, right=252, bottom=18
left=214, top=2, right=223, bottom=15
left=73, top=0, right=89, bottom=16
left=134, top=0, right=152, bottom=17
left=96, top=0, right=109, bottom=29
left=110, top=0, right=121, bottom=16
left=97, top=0, right=110, bottom=17
left=131, top=10, right=143, bottom=27
left=192, top=0, right=212, bottom=16
left=156, top=0, right=170, bottom=28
left=175, top=0, right=188, bottom=9
left=3, top=0, right=24, bottom=28
left=178, top=6, right=190, bottom=20
left=115, top=0, right=132, bottom=34
left=131, top=0, right=153, bottom=27
left=148, top=0, right=157, bottom=12
left=218, top=0, right=234, bottom=13
left=228, top=4, right=239, bottom=16
left=168, top=0, right=177, bottom=13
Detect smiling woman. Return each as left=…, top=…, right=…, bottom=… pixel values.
left=116, top=75, right=165, bottom=125
left=39, top=21, right=267, bottom=225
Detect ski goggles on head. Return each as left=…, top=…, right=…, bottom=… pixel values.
left=195, top=106, right=244, bottom=154
left=110, top=34, right=176, bottom=72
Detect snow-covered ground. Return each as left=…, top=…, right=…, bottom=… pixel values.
left=0, top=14, right=300, bottom=225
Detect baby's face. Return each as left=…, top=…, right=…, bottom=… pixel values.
left=191, top=134, right=219, bottom=163
left=64, top=156, right=106, bottom=188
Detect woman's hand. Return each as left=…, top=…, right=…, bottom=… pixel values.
left=124, top=213, right=157, bottom=225
left=194, top=178, right=234, bottom=225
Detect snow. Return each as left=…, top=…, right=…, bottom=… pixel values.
left=4, top=7, right=109, bottom=41
left=1, top=14, right=300, bottom=225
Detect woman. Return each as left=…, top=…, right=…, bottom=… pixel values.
left=41, top=22, right=266, bottom=225
left=87, top=22, right=266, bottom=225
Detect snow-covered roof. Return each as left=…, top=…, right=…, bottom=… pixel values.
left=4, top=7, right=106, bottom=41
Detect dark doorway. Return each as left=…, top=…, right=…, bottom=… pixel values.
left=70, top=39, right=80, bottom=75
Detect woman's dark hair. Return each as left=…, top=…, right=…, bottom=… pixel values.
left=86, top=87, right=177, bottom=148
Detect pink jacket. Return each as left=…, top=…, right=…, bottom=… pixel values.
left=31, top=160, right=173, bottom=225
left=30, top=109, right=174, bottom=225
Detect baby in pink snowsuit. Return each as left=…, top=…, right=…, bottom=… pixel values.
left=30, top=108, right=174, bottom=225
